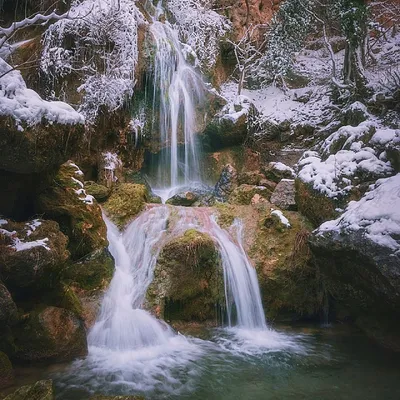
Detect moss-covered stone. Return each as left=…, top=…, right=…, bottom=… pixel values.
left=295, top=179, right=339, bottom=228
left=3, top=380, right=53, bottom=400
left=85, top=181, right=111, bottom=202
left=0, top=219, right=69, bottom=290
left=38, top=161, right=107, bottom=259
left=12, top=306, right=87, bottom=362
left=228, top=184, right=272, bottom=205
left=147, top=230, right=224, bottom=322
left=64, top=248, right=114, bottom=291
left=0, top=283, right=17, bottom=326
left=0, top=351, right=14, bottom=389
left=0, top=117, right=83, bottom=175
left=46, top=284, right=83, bottom=317
left=103, top=183, right=148, bottom=228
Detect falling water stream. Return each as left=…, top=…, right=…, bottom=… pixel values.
left=19, top=4, right=400, bottom=400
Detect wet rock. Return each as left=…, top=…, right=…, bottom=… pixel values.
left=0, top=351, right=14, bottom=389
left=0, top=283, right=17, bottom=325
left=0, top=117, right=83, bottom=174
left=65, top=248, right=114, bottom=291
left=214, top=164, right=238, bottom=200
left=147, top=230, right=224, bottom=322
left=85, top=181, right=111, bottom=202
left=270, top=179, right=297, bottom=211
left=103, top=183, right=148, bottom=228
left=13, top=306, right=87, bottom=362
left=310, top=229, right=400, bottom=351
left=3, top=380, right=53, bottom=400
left=0, top=219, right=69, bottom=289
left=229, top=184, right=272, bottom=205
left=166, top=191, right=199, bottom=207
left=38, top=161, right=107, bottom=259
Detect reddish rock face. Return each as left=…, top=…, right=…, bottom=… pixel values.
left=216, top=0, right=281, bottom=40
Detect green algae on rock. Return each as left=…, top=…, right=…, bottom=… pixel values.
left=147, top=229, right=224, bottom=322
left=3, top=380, right=53, bottom=400
left=12, top=306, right=87, bottom=362
left=103, top=183, right=148, bottom=228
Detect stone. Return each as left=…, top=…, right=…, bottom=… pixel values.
left=38, top=161, right=108, bottom=259
left=85, top=181, right=111, bottom=202
left=0, top=351, right=14, bottom=389
left=310, top=229, right=400, bottom=351
left=0, top=282, right=17, bottom=325
left=90, top=396, right=144, bottom=400
left=13, top=306, right=87, bottom=362
left=3, top=380, right=53, bottom=400
left=64, top=248, right=114, bottom=291
left=214, top=164, right=238, bottom=200
left=103, top=183, right=148, bottom=228
left=147, top=229, right=224, bottom=322
left=229, top=184, right=272, bottom=205
left=270, top=179, right=297, bottom=211
left=0, top=219, right=69, bottom=289
left=263, top=162, right=295, bottom=183
left=166, top=191, right=198, bottom=206
left=0, top=117, right=83, bottom=174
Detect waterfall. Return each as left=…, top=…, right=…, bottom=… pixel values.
left=173, top=208, right=267, bottom=330
left=149, top=17, right=205, bottom=191
left=88, top=207, right=174, bottom=350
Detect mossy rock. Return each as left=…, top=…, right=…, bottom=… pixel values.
left=0, top=219, right=69, bottom=290
left=147, top=229, right=224, bottom=322
left=228, top=184, right=272, bottom=205
left=12, top=306, right=87, bottom=362
left=38, top=161, right=107, bottom=259
left=85, top=181, right=111, bottom=202
left=0, top=116, right=83, bottom=174
left=0, top=351, right=14, bottom=389
left=64, top=248, right=114, bottom=291
left=103, top=183, right=148, bottom=228
left=295, top=179, right=338, bottom=228
left=0, top=283, right=17, bottom=326
left=3, top=380, right=53, bottom=400
left=45, top=283, right=83, bottom=317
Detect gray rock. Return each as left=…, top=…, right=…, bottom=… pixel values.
left=270, top=179, right=297, bottom=211
left=214, top=164, right=238, bottom=200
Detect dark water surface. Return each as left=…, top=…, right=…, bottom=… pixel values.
left=3, top=324, right=400, bottom=400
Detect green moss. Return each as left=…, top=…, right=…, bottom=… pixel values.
left=45, top=284, right=83, bottom=317
left=85, top=182, right=111, bottom=202
left=295, top=179, right=339, bottom=228
left=103, top=183, right=148, bottom=228
left=63, top=248, right=114, bottom=291
left=215, top=203, right=236, bottom=228
left=38, top=162, right=108, bottom=260
left=229, top=184, right=271, bottom=205
left=147, top=230, right=224, bottom=322
left=3, top=380, right=53, bottom=400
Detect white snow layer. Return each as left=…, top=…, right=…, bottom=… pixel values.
left=271, top=210, right=291, bottom=228
left=0, top=59, right=84, bottom=126
left=318, top=173, right=400, bottom=252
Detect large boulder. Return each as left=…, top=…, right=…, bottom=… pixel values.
left=147, top=230, right=224, bottom=322
left=0, top=218, right=69, bottom=289
left=3, top=380, right=53, bottom=400
left=103, top=183, right=148, bottom=228
left=12, top=306, right=87, bottom=362
left=0, top=351, right=14, bottom=389
left=38, top=161, right=107, bottom=259
left=310, top=174, right=400, bottom=350
left=0, top=283, right=17, bottom=325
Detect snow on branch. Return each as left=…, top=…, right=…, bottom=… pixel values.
left=167, top=0, right=231, bottom=71
left=41, top=0, right=144, bottom=123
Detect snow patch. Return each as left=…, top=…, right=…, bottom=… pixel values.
left=318, top=174, right=400, bottom=252
left=271, top=210, right=291, bottom=228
